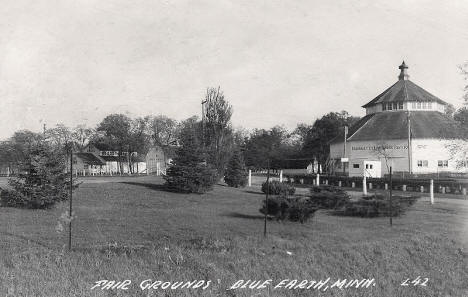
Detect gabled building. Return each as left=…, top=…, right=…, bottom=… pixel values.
left=83, top=143, right=146, bottom=175
left=330, top=62, right=466, bottom=177
left=145, top=145, right=174, bottom=175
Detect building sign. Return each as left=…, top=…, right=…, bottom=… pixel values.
left=351, top=145, right=408, bottom=151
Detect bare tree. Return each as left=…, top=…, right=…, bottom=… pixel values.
left=373, top=139, right=393, bottom=174
left=203, top=86, right=234, bottom=176
left=72, top=125, right=95, bottom=151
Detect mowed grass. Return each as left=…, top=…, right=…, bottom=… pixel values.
left=0, top=176, right=467, bottom=297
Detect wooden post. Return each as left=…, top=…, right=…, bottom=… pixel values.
left=316, top=174, right=320, bottom=186
left=248, top=170, right=252, bottom=187
left=430, top=179, right=434, bottom=205
left=279, top=170, right=283, bottom=183
left=389, top=166, right=393, bottom=226
left=363, top=175, right=367, bottom=196
left=264, top=160, right=270, bottom=237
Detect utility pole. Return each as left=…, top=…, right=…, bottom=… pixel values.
left=201, top=99, right=207, bottom=143
left=407, top=111, right=412, bottom=175
left=69, top=144, right=73, bottom=250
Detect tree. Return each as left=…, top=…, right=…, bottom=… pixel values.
left=1, top=136, right=77, bottom=208
left=44, top=124, right=72, bottom=152
left=203, top=87, right=234, bottom=178
left=301, top=111, right=359, bottom=173
left=445, top=103, right=456, bottom=118
left=163, top=124, right=217, bottom=193
left=149, top=115, right=180, bottom=147
left=127, top=117, right=150, bottom=173
left=224, top=149, right=248, bottom=187
left=454, top=107, right=468, bottom=129
left=97, top=114, right=132, bottom=173
left=72, top=125, right=95, bottom=151
left=460, top=61, right=468, bottom=103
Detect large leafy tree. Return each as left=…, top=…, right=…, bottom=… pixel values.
left=96, top=114, right=132, bottom=173
left=243, top=126, right=290, bottom=170
left=301, top=111, right=359, bottom=173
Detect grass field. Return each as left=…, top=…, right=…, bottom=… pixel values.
left=0, top=175, right=467, bottom=297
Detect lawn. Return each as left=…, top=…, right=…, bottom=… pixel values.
left=0, top=175, right=467, bottom=297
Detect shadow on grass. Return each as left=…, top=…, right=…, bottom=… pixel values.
left=223, top=211, right=265, bottom=220
left=119, top=181, right=169, bottom=192
left=244, top=190, right=264, bottom=195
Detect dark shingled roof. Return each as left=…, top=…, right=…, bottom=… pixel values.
left=341, top=111, right=464, bottom=142
left=362, top=80, right=448, bottom=108
left=74, top=153, right=106, bottom=165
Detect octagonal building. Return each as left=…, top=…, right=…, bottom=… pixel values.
left=330, top=62, right=466, bottom=177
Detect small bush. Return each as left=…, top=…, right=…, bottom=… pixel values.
left=261, top=181, right=296, bottom=196
left=0, top=189, right=28, bottom=208
left=259, top=196, right=317, bottom=223
left=339, top=194, right=420, bottom=217
left=308, top=185, right=350, bottom=209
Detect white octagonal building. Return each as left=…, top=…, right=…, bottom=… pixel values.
left=330, top=62, right=467, bottom=177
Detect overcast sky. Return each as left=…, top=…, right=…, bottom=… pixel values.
left=1, top=0, right=468, bottom=139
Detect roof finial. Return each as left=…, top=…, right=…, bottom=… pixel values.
left=398, top=61, right=409, bottom=80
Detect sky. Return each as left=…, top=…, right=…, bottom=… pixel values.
left=1, top=0, right=468, bottom=139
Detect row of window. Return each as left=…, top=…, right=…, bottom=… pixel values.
left=382, top=101, right=434, bottom=111
left=417, top=160, right=449, bottom=168
left=382, top=102, right=404, bottom=111
left=411, top=101, right=432, bottom=109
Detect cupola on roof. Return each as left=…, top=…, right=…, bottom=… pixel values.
left=362, top=62, right=448, bottom=108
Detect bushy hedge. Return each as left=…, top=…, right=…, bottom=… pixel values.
left=259, top=196, right=317, bottom=223
left=340, top=194, right=420, bottom=217
left=308, top=185, right=350, bottom=209
left=261, top=181, right=295, bottom=196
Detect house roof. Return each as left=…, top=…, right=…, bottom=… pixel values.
left=74, top=153, right=106, bottom=165
left=362, top=62, right=448, bottom=108
left=331, top=111, right=464, bottom=143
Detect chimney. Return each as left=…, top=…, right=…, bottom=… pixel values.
left=398, top=61, right=409, bottom=80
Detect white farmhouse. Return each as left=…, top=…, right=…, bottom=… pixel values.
left=330, top=62, right=466, bottom=177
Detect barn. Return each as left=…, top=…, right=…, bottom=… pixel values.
left=330, top=62, right=467, bottom=177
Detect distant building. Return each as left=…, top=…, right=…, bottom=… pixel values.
left=330, top=62, right=467, bottom=177
left=78, top=143, right=146, bottom=175
left=145, top=146, right=174, bottom=175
